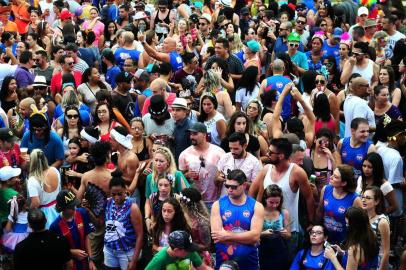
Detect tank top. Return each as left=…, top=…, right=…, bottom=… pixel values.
left=352, top=59, right=374, bottom=84
left=370, top=214, right=388, bottom=256
left=134, top=138, right=149, bottom=161
left=322, top=185, right=358, bottom=244
left=216, top=196, right=259, bottom=270
left=315, top=115, right=336, bottom=135
left=169, top=51, right=184, bottom=72
left=340, top=137, right=371, bottom=179
left=263, top=212, right=284, bottom=231
left=154, top=10, right=170, bottom=36
left=104, top=197, right=137, bottom=251
left=204, top=111, right=225, bottom=146
left=263, top=163, right=300, bottom=232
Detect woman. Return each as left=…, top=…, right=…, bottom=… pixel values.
left=26, top=8, right=41, bottom=35
left=260, top=185, right=291, bottom=270
left=317, top=164, right=362, bottom=244
left=371, top=31, right=389, bottom=66
left=229, top=33, right=244, bottom=63
left=77, top=67, right=111, bottom=113
left=36, top=21, right=52, bottom=53
left=246, top=99, right=268, bottom=139
left=64, top=137, right=90, bottom=192
left=201, top=57, right=234, bottom=93
left=27, top=149, right=61, bottom=228
left=130, top=117, right=152, bottom=162
left=314, top=93, right=336, bottom=134
left=236, top=66, right=260, bottom=112
left=323, top=56, right=343, bottom=93
left=325, top=207, right=378, bottom=270
left=361, top=187, right=390, bottom=270
left=373, top=85, right=402, bottom=127
left=198, top=93, right=226, bottom=146
left=220, top=111, right=260, bottom=157
left=260, top=89, right=279, bottom=138
left=76, top=30, right=85, bottom=47
left=377, top=66, right=401, bottom=107
left=356, top=152, right=397, bottom=214
left=179, top=187, right=212, bottom=266
left=309, top=128, right=336, bottom=195
left=82, top=7, right=105, bottom=48
left=0, top=76, right=18, bottom=114
left=306, top=33, right=325, bottom=72
left=57, top=106, right=83, bottom=154
left=201, top=70, right=234, bottom=120
left=100, top=21, right=118, bottom=49
left=145, top=146, right=189, bottom=199
left=170, top=19, right=189, bottom=46
left=16, top=41, right=27, bottom=60
left=104, top=170, right=143, bottom=270
left=339, top=35, right=351, bottom=71
left=94, top=102, right=121, bottom=142
left=26, top=33, right=45, bottom=52
left=152, top=197, right=190, bottom=253
left=290, top=224, right=335, bottom=270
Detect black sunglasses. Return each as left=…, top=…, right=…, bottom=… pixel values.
left=315, top=79, right=326, bottom=85
left=66, top=114, right=79, bottom=119
left=224, top=184, right=240, bottom=190
left=199, top=155, right=205, bottom=168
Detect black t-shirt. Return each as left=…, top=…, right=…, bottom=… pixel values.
left=112, top=91, right=137, bottom=122
left=14, top=230, right=71, bottom=270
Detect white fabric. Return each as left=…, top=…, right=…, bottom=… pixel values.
left=110, top=129, right=133, bottom=150
left=343, top=94, right=375, bottom=137
left=355, top=176, right=394, bottom=196
left=235, top=84, right=260, bottom=111
left=352, top=59, right=375, bottom=84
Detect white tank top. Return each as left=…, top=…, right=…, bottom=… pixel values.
left=352, top=59, right=374, bottom=84
left=263, top=163, right=300, bottom=232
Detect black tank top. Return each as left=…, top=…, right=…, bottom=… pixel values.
left=154, top=10, right=171, bottom=26
left=135, top=138, right=149, bottom=161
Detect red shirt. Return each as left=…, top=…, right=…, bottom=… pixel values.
left=50, top=71, right=82, bottom=96
left=0, top=144, right=22, bottom=168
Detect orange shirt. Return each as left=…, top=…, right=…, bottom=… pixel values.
left=11, top=2, right=30, bottom=34
left=4, top=21, right=18, bottom=33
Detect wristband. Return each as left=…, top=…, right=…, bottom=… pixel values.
left=8, top=214, right=14, bottom=222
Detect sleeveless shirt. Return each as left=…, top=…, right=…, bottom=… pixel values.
left=352, top=59, right=374, bottom=84
left=340, top=137, right=371, bottom=179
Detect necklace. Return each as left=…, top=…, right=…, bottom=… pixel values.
left=233, top=152, right=248, bottom=170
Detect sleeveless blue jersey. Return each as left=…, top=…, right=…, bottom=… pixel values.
left=169, top=51, right=184, bottom=71
left=265, top=75, right=292, bottom=121
left=290, top=249, right=335, bottom=270
left=340, top=137, right=372, bottom=178
left=216, top=196, right=259, bottom=270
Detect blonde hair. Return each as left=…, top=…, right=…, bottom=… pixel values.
left=152, top=147, right=177, bottom=182
left=29, top=149, right=50, bottom=187
left=203, top=69, right=221, bottom=94
left=174, top=19, right=189, bottom=35
left=230, top=33, right=243, bottom=53
left=61, top=89, right=80, bottom=109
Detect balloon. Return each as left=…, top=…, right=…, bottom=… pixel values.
left=75, top=6, right=83, bottom=17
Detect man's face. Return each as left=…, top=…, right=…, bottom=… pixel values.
left=123, top=59, right=134, bottom=73
left=290, top=150, right=305, bottom=165
left=119, top=8, right=127, bottom=19
left=190, top=131, right=205, bottom=146
left=34, top=54, right=44, bottom=67
left=225, top=179, right=245, bottom=199
left=198, top=19, right=209, bottom=32
left=151, top=84, right=164, bottom=96
left=359, top=13, right=368, bottom=24
left=63, top=57, right=74, bottom=72
left=65, top=50, right=76, bottom=59
left=214, top=43, right=227, bottom=58
left=171, top=107, right=187, bottom=122
left=229, top=141, right=245, bottom=159
left=279, top=23, right=289, bottom=38
left=382, top=18, right=391, bottom=31
left=352, top=123, right=370, bottom=143
left=267, top=145, right=282, bottom=165
left=32, top=126, right=46, bottom=138
left=352, top=48, right=365, bottom=64
left=295, top=17, right=306, bottom=31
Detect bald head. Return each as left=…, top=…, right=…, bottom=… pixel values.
left=150, top=78, right=168, bottom=96
left=19, top=97, right=35, bottom=117
left=273, top=59, right=285, bottom=73
left=163, top=37, right=176, bottom=53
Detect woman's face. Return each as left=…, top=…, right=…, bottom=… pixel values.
left=68, top=142, right=80, bottom=157
left=318, top=5, right=327, bottom=17
left=378, top=37, right=387, bottom=48
left=319, top=20, right=327, bottom=32
left=210, top=62, right=219, bottom=70
left=323, top=59, right=334, bottom=73
left=111, top=185, right=126, bottom=205
left=161, top=202, right=175, bottom=223
left=131, top=121, right=144, bottom=138
left=330, top=168, right=344, bottom=188
left=157, top=178, right=171, bottom=196
left=108, top=22, right=116, bottom=34
left=6, top=35, right=15, bottom=47
left=154, top=153, right=169, bottom=173
left=246, top=103, right=259, bottom=118
left=400, top=60, right=406, bottom=74
left=316, top=136, right=330, bottom=149
left=178, top=20, right=187, bottom=32
left=226, top=24, right=235, bottom=36
left=97, top=104, right=110, bottom=122
left=362, top=160, right=373, bottom=178
left=90, top=68, right=100, bottom=82
left=89, top=8, right=98, bottom=20
left=66, top=109, right=79, bottom=125
left=234, top=117, right=247, bottom=133
left=339, top=44, right=349, bottom=58
left=76, top=31, right=84, bottom=45
left=30, top=12, right=39, bottom=23
left=280, top=13, right=289, bottom=23
left=8, top=79, right=17, bottom=99
left=202, top=98, right=215, bottom=114
left=361, top=189, right=378, bottom=211
left=247, top=28, right=256, bottom=40
left=309, top=225, right=326, bottom=245
left=379, top=69, right=390, bottom=84
left=315, top=75, right=326, bottom=91
left=375, top=87, right=389, bottom=104
left=312, top=39, right=322, bottom=52
left=176, top=41, right=184, bottom=54
left=266, top=196, right=281, bottom=209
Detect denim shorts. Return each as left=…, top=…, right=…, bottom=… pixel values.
left=103, top=246, right=134, bottom=270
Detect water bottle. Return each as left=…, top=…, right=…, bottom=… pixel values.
left=11, top=107, right=19, bottom=128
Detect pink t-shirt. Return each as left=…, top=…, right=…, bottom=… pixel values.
left=141, top=93, right=177, bottom=116
left=178, top=144, right=225, bottom=203
left=82, top=20, right=105, bottom=46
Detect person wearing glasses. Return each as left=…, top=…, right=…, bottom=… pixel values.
left=286, top=32, right=308, bottom=76
left=211, top=169, right=264, bottom=270
left=33, top=50, right=54, bottom=85
left=293, top=15, right=309, bottom=47
left=56, top=106, right=83, bottom=155
left=150, top=0, right=176, bottom=40
left=50, top=55, right=83, bottom=99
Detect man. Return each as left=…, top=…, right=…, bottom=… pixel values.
left=341, top=42, right=379, bottom=85
left=142, top=94, right=175, bottom=138
left=15, top=50, right=35, bottom=89
left=141, top=78, right=176, bottom=116
left=77, top=141, right=112, bottom=268
left=293, top=15, right=310, bottom=47
left=179, top=122, right=225, bottom=210
left=322, top=28, right=341, bottom=64
left=352, top=26, right=367, bottom=43
left=342, top=77, right=376, bottom=136
left=349, top=6, right=369, bottom=38
left=114, top=31, right=142, bottom=70
left=287, top=32, right=308, bottom=75
left=211, top=169, right=264, bottom=269
left=11, top=0, right=30, bottom=35
left=172, top=52, right=203, bottom=98
left=20, top=110, right=64, bottom=168
left=382, top=15, right=406, bottom=58
left=199, top=13, right=212, bottom=44
left=109, top=126, right=141, bottom=204
left=0, top=128, right=24, bottom=168
left=335, top=117, right=375, bottom=179
left=14, top=209, right=72, bottom=270
left=11, top=97, right=35, bottom=137
left=204, top=37, right=244, bottom=82
left=273, top=21, right=304, bottom=57
left=101, top=48, right=121, bottom=89
left=65, top=43, right=89, bottom=75
left=145, top=230, right=212, bottom=270
left=364, top=19, right=378, bottom=43
left=171, top=98, right=191, bottom=161
left=135, top=69, right=151, bottom=96
left=243, top=39, right=261, bottom=73
left=0, top=166, right=20, bottom=227
left=50, top=55, right=82, bottom=98
left=34, top=50, right=54, bottom=85
left=50, top=190, right=96, bottom=270
left=217, top=132, right=261, bottom=196
left=117, top=4, right=132, bottom=29
left=139, top=34, right=183, bottom=72
left=259, top=59, right=292, bottom=121
left=248, top=138, right=315, bottom=253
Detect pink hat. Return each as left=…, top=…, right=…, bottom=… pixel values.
left=340, top=32, right=351, bottom=47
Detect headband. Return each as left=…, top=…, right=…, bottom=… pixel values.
left=80, top=129, right=100, bottom=144
left=30, top=104, right=48, bottom=121
left=110, top=129, right=133, bottom=150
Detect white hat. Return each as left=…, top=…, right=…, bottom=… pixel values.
left=134, top=68, right=145, bottom=79
left=32, top=76, right=47, bottom=87
left=110, top=129, right=133, bottom=150
left=357, top=6, right=369, bottom=16
left=219, top=0, right=231, bottom=7
left=200, top=13, right=212, bottom=23
left=133, top=11, right=148, bottom=20
left=171, top=98, right=188, bottom=110
left=0, top=166, right=21, bottom=181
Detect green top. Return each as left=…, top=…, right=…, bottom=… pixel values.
left=145, top=247, right=202, bottom=270
left=0, top=188, right=18, bottom=223
left=145, top=170, right=190, bottom=198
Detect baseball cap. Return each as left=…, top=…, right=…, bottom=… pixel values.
left=60, top=8, right=73, bottom=20
left=171, top=98, right=188, bottom=110
left=188, top=122, right=207, bottom=133
left=0, top=128, right=18, bottom=142
left=357, top=6, right=369, bottom=16
left=168, top=230, right=199, bottom=252
left=0, top=166, right=21, bottom=181
left=244, top=39, right=260, bottom=53
left=333, top=27, right=343, bottom=39
left=189, top=13, right=199, bottom=23
left=241, top=7, right=249, bottom=15
left=287, top=32, right=301, bottom=42
left=115, top=71, right=133, bottom=84
left=56, top=189, right=80, bottom=212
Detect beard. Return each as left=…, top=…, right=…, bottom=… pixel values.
left=191, top=139, right=198, bottom=146
left=153, top=116, right=166, bottom=126
left=268, top=158, right=280, bottom=165
left=232, top=151, right=245, bottom=159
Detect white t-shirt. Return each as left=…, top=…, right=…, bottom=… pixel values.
left=355, top=176, right=394, bottom=196
left=39, top=0, right=56, bottom=26
left=343, top=94, right=375, bottom=137
left=386, top=31, right=406, bottom=58
left=235, top=84, right=260, bottom=111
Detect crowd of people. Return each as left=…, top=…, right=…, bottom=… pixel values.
left=0, top=0, right=406, bottom=269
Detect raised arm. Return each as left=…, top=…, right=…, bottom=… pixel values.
left=272, top=83, right=293, bottom=139
left=291, top=87, right=315, bottom=148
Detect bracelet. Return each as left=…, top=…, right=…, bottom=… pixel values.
left=145, top=217, right=150, bottom=220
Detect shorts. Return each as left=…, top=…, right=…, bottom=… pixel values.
left=89, top=225, right=105, bottom=263
left=103, top=246, right=134, bottom=270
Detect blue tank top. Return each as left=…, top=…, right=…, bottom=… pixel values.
left=340, top=137, right=372, bottom=179
left=263, top=212, right=284, bottom=231
left=216, top=196, right=259, bottom=270
left=104, top=197, right=136, bottom=251
left=265, top=75, right=292, bottom=121
left=290, top=249, right=335, bottom=270
left=169, top=51, right=184, bottom=72
left=323, top=185, right=358, bottom=244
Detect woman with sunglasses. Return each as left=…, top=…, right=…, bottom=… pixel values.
left=373, top=85, right=403, bottom=128
left=290, top=224, right=335, bottom=270
left=56, top=106, right=83, bottom=155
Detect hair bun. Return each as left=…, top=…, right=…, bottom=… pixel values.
left=111, top=169, right=123, bottom=178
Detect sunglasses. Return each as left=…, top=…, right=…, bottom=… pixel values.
left=352, top=52, right=364, bottom=56
left=199, top=22, right=207, bottom=26
left=224, top=184, right=240, bottom=190
left=315, top=79, right=326, bottom=85
left=296, top=20, right=306, bottom=25
left=199, top=155, right=205, bottom=168
left=66, top=114, right=79, bottom=119
left=289, top=43, right=299, bottom=48
left=34, top=86, right=47, bottom=90
left=324, top=62, right=334, bottom=68
left=66, top=62, right=74, bottom=65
